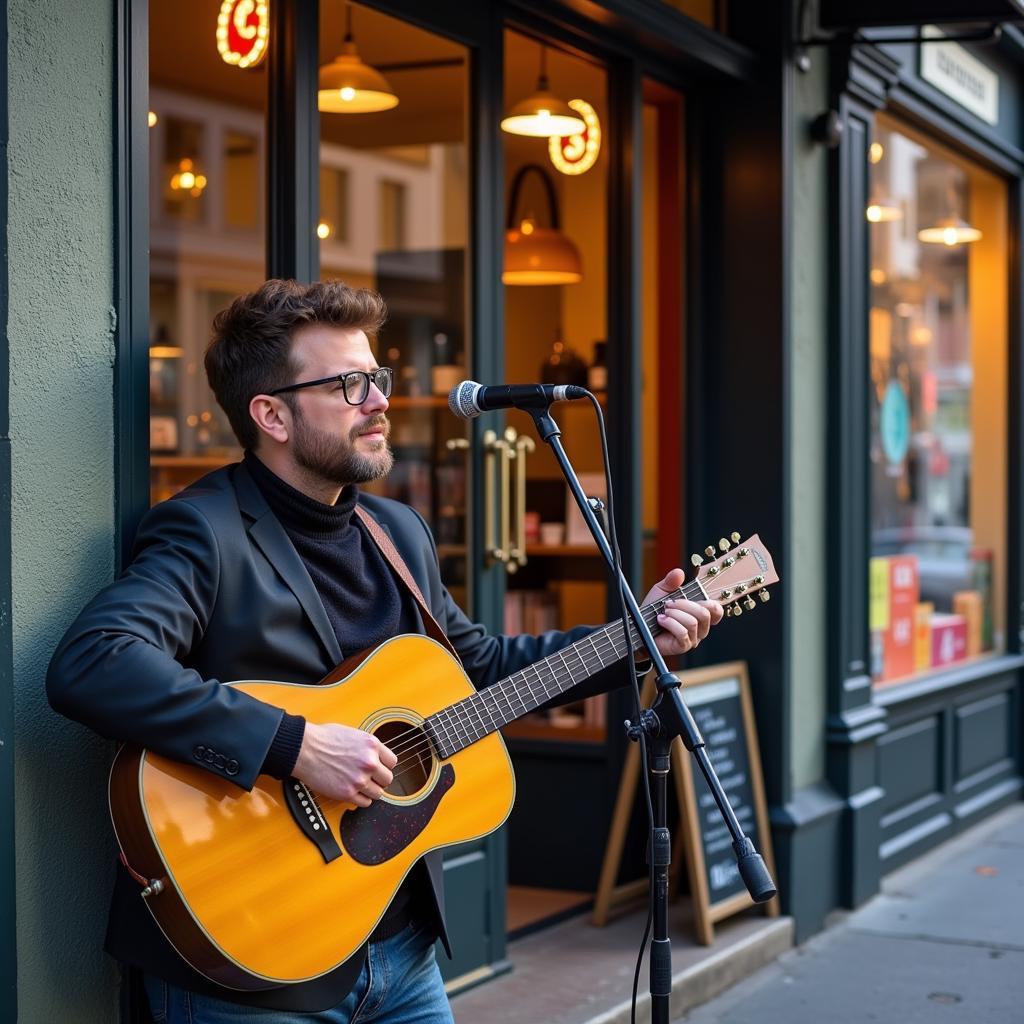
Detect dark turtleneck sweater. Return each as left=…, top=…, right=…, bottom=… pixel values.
left=246, top=452, right=406, bottom=780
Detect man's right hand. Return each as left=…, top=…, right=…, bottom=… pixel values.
left=292, top=722, right=398, bottom=806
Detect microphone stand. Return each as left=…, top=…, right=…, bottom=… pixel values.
left=523, top=402, right=776, bottom=1024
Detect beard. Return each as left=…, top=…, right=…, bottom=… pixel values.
left=290, top=407, right=394, bottom=487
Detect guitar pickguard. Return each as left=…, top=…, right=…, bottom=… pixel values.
left=340, top=764, right=456, bottom=865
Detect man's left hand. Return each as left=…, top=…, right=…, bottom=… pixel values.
left=641, top=568, right=724, bottom=659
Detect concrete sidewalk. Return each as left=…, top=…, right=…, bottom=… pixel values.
left=676, top=803, right=1024, bottom=1023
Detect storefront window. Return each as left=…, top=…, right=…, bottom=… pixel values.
left=148, top=0, right=266, bottom=503
left=868, top=114, right=1008, bottom=687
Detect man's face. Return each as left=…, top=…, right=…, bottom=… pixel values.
left=281, top=324, right=394, bottom=487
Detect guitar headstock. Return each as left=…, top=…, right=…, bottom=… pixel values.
left=690, top=533, right=778, bottom=617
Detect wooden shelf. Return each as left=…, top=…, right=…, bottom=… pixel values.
left=525, top=543, right=600, bottom=557
left=387, top=396, right=451, bottom=409
left=151, top=454, right=234, bottom=468
left=503, top=720, right=605, bottom=743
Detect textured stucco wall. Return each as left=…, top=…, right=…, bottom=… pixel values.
left=788, top=57, right=828, bottom=791
left=9, top=0, right=119, bottom=1018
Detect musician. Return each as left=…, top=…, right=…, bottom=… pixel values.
left=46, top=279, right=723, bottom=1023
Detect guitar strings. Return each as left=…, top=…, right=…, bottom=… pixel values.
left=365, top=617, right=645, bottom=787
left=374, top=583, right=708, bottom=775
left=362, top=586, right=716, bottom=788
left=378, top=585, right=730, bottom=787
left=377, top=591, right=683, bottom=766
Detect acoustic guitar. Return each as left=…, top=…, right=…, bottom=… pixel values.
left=109, top=533, right=777, bottom=991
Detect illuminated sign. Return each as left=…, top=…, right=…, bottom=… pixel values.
left=217, top=0, right=269, bottom=70
left=549, top=99, right=601, bottom=176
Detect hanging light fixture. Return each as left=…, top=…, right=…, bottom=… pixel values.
left=318, top=2, right=398, bottom=114
left=918, top=216, right=982, bottom=246
left=503, top=163, right=582, bottom=285
left=169, top=158, right=208, bottom=198
left=918, top=180, right=982, bottom=247
left=501, top=45, right=585, bottom=138
left=865, top=197, right=902, bottom=222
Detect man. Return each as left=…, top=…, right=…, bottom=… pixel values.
left=47, top=279, right=722, bottom=1023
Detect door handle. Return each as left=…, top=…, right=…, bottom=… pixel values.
left=509, top=432, right=535, bottom=569
left=482, top=429, right=514, bottom=568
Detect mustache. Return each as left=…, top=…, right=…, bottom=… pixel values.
left=351, top=415, right=390, bottom=440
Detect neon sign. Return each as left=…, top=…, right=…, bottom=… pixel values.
left=549, top=99, right=601, bottom=176
left=217, top=0, right=269, bottom=70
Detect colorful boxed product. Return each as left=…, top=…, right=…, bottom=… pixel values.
left=931, top=613, right=968, bottom=667
left=914, top=602, right=933, bottom=672
left=970, top=550, right=994, bottom=650
left=869, top=557, right=890, bottom=633
left=882, top=555, right=919, bottom=681
left=953, top=591, right=983, bottom=657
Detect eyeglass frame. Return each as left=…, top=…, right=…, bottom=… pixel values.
left=268, top=367, right=394, bottom=405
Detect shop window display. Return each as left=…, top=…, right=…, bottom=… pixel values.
left=868, top=114, right=1008, bottom=687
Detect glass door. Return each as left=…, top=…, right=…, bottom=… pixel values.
left=318, top=3, right=474, bottom=612
left=500, top=30, right=610, bottom=745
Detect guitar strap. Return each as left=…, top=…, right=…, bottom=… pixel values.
left=354, top=504, right=460, bottom=662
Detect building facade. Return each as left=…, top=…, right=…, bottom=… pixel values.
left=1, top=1, right=1021, bottom=1020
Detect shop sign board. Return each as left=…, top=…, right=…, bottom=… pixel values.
left=921, top=26, right=999, bottom=126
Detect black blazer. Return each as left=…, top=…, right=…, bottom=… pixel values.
left=47, top=461, right=627, bottom=1011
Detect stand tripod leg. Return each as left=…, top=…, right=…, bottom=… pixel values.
left=593, top=674, right=656, bottom=925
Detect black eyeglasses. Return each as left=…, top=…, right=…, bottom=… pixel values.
left=269, top=367, right=394, bottom=405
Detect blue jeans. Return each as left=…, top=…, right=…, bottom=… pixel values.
left=143, top=924, right=454, bottom=1024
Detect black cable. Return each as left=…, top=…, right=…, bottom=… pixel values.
left=582, top=391, right=658, bottom=1024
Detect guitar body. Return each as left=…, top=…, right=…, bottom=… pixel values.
left=108, top=635, right=515, bottom=991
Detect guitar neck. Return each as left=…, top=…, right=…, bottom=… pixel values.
left=425, top=579, right=707, bottom=758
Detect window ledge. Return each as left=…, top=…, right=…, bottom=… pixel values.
left=873, top=652, right=1024, bottom=707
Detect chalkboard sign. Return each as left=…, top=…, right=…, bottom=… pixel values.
left=591, top=662, right=778, bottom=942
left=674, top=661, right=778, bottom=943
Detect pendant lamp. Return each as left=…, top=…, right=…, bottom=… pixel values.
left=501, top=46, right=585, bottom=138
left=319, top=3, right=398, bottom=114
left=918, top=216, right=982, bottom=246
left=503, top=164, right=582, bottom=285
left=918, top=183, right=982, bottom=246
left=865, top=197, right=902, bottom=222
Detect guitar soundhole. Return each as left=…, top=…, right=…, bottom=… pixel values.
left=374, top=720, right=433, bottom=797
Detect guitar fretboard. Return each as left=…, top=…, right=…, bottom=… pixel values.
left=424, top=580, right=706, bottom=759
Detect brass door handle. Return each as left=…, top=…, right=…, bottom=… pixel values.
left=482, top=429, right=514, bottom=568
left=509, top=432, right=535, bottom=569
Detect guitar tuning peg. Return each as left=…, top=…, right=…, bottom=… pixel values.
left=718, top=537, right=731, bottom=552
left=732, top=604, right=743, bottom=617
left=759, top=589, right=771, bottom=603
left=725, top=605, right=734, bottom=617
left=691, top=553, right=704, bottom=567
left=730, top=532, right=741, bottom=544
left=744, top=596, right=756, bottom=611
left=704, top=545, right=716, bottom=558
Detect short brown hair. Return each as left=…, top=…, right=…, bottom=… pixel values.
left=205, top=278, right=387, bottom=450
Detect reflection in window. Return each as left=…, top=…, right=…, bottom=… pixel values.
left=163, top=117, right=207, bottom=223
left=224, top=132, right=259, bottom=230
left=318, top=2, right=470, bottom=611
left=319, top=166, right=350, bottom=243
left=148, top=0, right=266, bottom=504
left=868, top=115, right=1007, bottom=686
left=379, top=180, right=407, bottom=251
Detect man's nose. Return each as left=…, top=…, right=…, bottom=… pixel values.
left=362, top=381, right=389, bottom=413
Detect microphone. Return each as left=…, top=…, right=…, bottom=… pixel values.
left=448, top=380, right=588, bottom=420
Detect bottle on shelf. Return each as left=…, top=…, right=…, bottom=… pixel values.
left=588, top=340, right=608, bottom=393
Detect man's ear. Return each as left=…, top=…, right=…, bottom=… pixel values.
left=249, top=394, right=291, bottom=446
